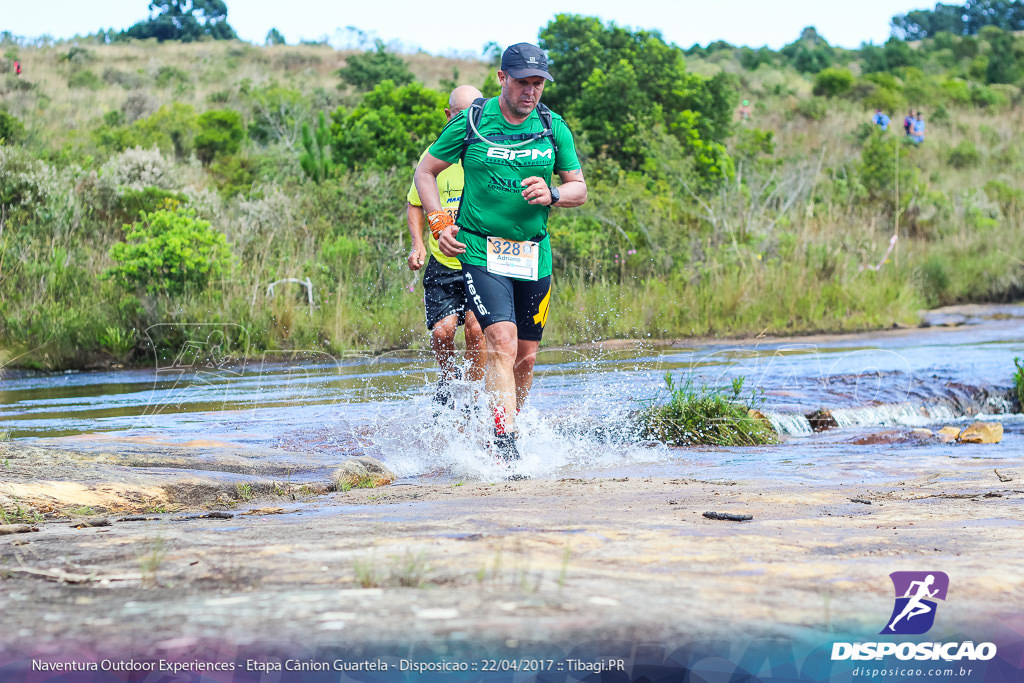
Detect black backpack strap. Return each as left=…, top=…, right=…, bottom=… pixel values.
left=461, top=98, right=558, bottom=161
left=460, top=97, right=488, bottom=164
left=536, top=103, right=558, bottom=156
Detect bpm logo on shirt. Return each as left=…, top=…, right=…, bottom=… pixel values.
left=881, top=571, right=949, bottom=635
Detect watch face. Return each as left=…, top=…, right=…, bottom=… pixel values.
left=550, top=187, right=559, bottom=204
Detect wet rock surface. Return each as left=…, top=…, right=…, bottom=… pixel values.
left=1, top=442, right=1022, bottom=659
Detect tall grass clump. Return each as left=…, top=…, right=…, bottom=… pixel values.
left=638, top=373, right=777, bottom=446
left=1014, top=357, right=1024, bottom=412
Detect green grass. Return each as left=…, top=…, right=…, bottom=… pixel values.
left=638, top=373, right=778, bottom=446
left=0, top=500, right=44, bottom=525
left=1014, top=357, right=1024, bottom=411
left=235, top=482, right=253, bottom=501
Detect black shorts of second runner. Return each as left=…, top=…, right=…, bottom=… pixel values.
left=422, top=257, right=467, bottom=330
left=462, top=263, right=551, bottom=342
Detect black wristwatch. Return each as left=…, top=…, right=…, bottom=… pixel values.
left=549, top=186, right=560, bottom=206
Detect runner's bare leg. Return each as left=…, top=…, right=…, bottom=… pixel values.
left=483, top=321, right=518, bottom=431
left=463, top=310, right=486, bottom=382
left=514, top=339, right=539, bottom=412
left=430, top=314, right=460, bottom=382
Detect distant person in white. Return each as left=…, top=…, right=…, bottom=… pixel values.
left=888, top=574, right=939, bottom=630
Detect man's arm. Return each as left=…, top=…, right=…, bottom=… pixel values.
left=413, top=153, right=452, bottom=214
left=406, top=203, right=427, bottom=271
left=415, top=153, right=465, bottom=256
left=521, top=168, right=587, bottom=208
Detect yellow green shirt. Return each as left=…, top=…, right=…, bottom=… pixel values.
left=407, top=150, right=464, bottom=271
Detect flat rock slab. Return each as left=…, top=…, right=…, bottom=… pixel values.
left=1, top=446, right=1022, bottom=660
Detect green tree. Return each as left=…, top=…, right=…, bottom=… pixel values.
left=121, top=0, right=238, bottom=42
left=194, top=108, right=244, bottom=165
left=983, top=27, right=1019, bottom=82
left=336, top=39, right=413, bottom=91
left=539, top=14, right=736, bottom=182
left=265, top=27, right=286, bottom=46
left=106, top=207, right=233, bottom=296
left=781, top=27, right=834, bottom=73
left=330, top=80, right=445, bottom=170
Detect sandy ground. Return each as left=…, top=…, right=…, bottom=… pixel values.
left=1, top=439, right=1023, bottom=676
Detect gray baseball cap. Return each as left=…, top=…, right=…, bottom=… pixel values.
left=501, top=43, right=554, bottom=82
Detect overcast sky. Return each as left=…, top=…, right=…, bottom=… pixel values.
left=4, top=0, right=932, bottom=54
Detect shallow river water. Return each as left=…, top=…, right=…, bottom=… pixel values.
left=2, top=304, right=1022, bottom=483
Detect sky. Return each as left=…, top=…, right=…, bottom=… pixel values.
left=3, top=0, right=933, bottom=55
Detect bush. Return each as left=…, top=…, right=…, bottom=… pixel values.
left=946, top=141, right=980, bottom=169
left=99, top=147, right=178, bottom=191
left=336, top=39, right=413, bottom=91
left=155, top=65, right=190, bottom=88
left=330, top=80, right=444, bottom=170
left=795, top=96, right=827, bottom=120
left=864, top=86, right=905, bottom=115
left=106, top=208, right=234, bottom=296
left=0, top=109, right=25, bottom=144
left=194, top=109, right=245, bottom=165
left=68, top=68, right=103, bottom=90
left=812, top=67, right=854, bottom=97
left=941, top=79, right=971, bottom=105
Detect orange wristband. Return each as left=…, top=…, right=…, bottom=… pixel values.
left=426, top=211, right=454, bottom=240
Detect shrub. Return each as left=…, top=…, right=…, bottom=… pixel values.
left=336, top=39, right=413, bottom=91
left=194, top=109, right=245, bottom=165
left=155, top=65, right=190, bottom=88
left=813, top=67, right=854, bottom=97
left=99, top=147, right=178, bottom=191
left=795, top=97, right=827, bottom=121
left=106, top=208, right=233, bottom=296
left=941, top=79, right=971, bottom=105
left=68, top=68, right=103, bottom=90
left=0, top=109, right=25, bottom=144
left=330, top=80, right=444, bottom=170
left=946, top=141, right=980, bottom=169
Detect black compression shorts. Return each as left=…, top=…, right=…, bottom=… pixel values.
left=422, top=257, right=467, bottom=330
left=462, top=263, right=551, bottom=342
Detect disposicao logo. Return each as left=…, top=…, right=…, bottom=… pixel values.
left=831, top=571, right=997, bottom=663
left=881, top=571, right=949, bottom=635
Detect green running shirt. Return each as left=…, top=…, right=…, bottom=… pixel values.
left=428, top=98, right=581, bottom=279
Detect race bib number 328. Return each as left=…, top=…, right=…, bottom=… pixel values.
left=486, top=236, right=539, bottom=281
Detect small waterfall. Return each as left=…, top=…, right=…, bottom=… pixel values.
left=765, top=412, right=813, bottom=436
left=765, top=385, right=1018, bottom=436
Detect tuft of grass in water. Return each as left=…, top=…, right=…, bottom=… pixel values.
left=337, top=473, right=380, bottom=492
left=66, top=506, right=96, bottom=516
left=1014, top=357, right=1024, bottom=411
left=638, top=373, right=778, bottom=446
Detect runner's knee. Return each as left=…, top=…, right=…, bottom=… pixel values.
left=431, top=316, right=458, bottom=343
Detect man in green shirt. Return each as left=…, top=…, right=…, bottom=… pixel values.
left=406, top=85, right=485, bottom=409
left=414, top=43, right=588, bottom=461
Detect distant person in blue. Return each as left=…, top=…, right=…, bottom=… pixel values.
left=872, top=109, right=890, bottom=131
left=911, top=112, right=925, bottom=144
left=903, top=109, right=915, bottom=136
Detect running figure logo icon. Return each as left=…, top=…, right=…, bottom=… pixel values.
left=881, top=571, right=950, bottom=635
